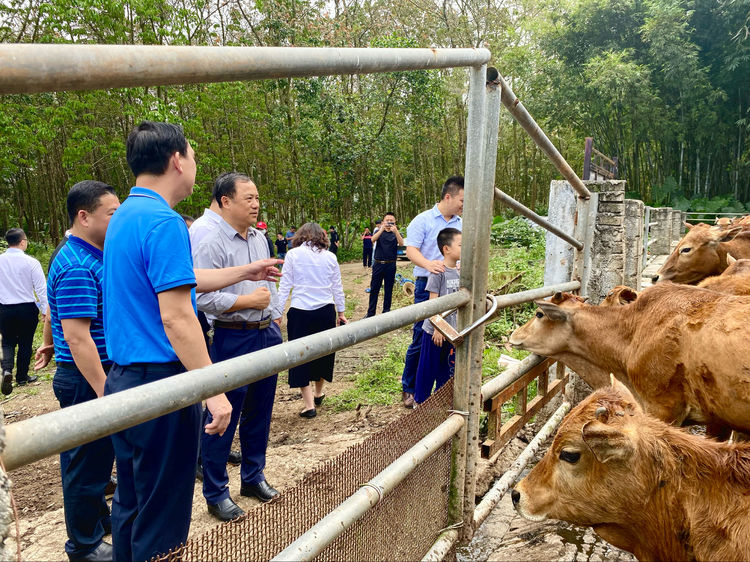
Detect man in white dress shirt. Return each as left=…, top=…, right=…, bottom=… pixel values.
left=0, top=228, right=47, bottom=394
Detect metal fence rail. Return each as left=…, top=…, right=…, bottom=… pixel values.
left=1, top=290, right=469, bottom=471
left=0, top=45, right=490, bottom=94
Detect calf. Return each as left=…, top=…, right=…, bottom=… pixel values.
left=654, top=223, right=750, bottom=284
left=697, top=258, right=750, bottom=295
left=512, top=380, right=750, bottom=562
left=509, top=283, right=750, bottom=437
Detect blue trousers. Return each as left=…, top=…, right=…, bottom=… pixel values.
left=366, top=261, right=396, bottom=317
left=401, top=276, right=429, bottom=394
left=53, top=365, right=114, bottom=557
left=104, top=362, right=201, bottom=562
left=202, top=323, right=281, bottom=503
left=414, top=332, right=455, bottom=404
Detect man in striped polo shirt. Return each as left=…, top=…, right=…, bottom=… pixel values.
left=48, top=180, right=120, bottom=562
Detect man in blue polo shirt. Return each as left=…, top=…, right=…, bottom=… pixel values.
left=401, top=176, right=463, bottom=408
left=48, top=180, right=120, bottom=562
left=103, top=121, right=282, bottom=561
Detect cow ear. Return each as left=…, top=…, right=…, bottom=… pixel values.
left=582, top=420, right=634, bottom=464
left=727, top=253, right=737, bottom=265
left=684, top=221, right=694, bottom=230
left=710, top=225, right=742, bottom=245
left=535, top=300, right=569, bottom=322
left=618, top=287, right=638, bottom=304
left=609, top=375, right=640, bottom=413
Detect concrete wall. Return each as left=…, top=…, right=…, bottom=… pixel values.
left=671, top=209, right=684, bottom=249
left=624, top=199, right=644, bottom=290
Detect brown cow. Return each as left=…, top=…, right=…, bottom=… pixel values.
left=697, top=258, right=750, bottom=295
left=599, top=285, right=638, bottom=307
left=653, top=223, right=750, bottom=284
left=512, top=380, right=750, bottom=562
left=508, top=283, right=750, bottom=437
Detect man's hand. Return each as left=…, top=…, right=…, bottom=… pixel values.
left=273, top=318, right=282, bottom=326
left=205, top=394, right=232, bottom=435
left=426, top=260, right=446, bottom=275
left=337, top=312, right=347, bottom=326
left=249, top=287, right=272, bottom=309
left=34, top=344, right=54, bottom=370
left=432, top=330, right=444, bottom=346
left=241, top=258, right=283, bottom=283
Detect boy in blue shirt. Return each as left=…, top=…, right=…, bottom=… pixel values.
left=414, top=228, right=462, bottom=404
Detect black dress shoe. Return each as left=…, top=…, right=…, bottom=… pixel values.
left=196, top=463, right=204, bottom=481
left=240, top=480, right=279, bottom=502
left=227, top=449, right=242, bottom=465
left=17, top=375, right=38, bottom=386
left=206, top=497, right=245, bottom=521
left=104, top=475, right=117, bottom=496
left=68, top=541, right=113, bottom=562
left=1, top=371, right=12, bottom=396
left=299, top=408, right=316, bottom=418
left=314, top=394, right=326, bottom=406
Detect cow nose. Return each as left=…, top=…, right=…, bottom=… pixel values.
left=511, top=489, right=520, bottom=506
left=651, top=274, right=660, bottom=283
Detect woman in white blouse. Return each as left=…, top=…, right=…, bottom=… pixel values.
left=274, top=222, right=346, bottom=418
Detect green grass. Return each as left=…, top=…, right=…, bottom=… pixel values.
left=327, top=332, right=409, bottom=412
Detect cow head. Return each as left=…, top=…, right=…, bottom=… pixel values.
left=600, top=286, right=638, bottom=307
left=508, top=292, right=584, bottom=356
left=512, top=378, right=642, bottom=528
left=654, top=225, right=742, bottom=284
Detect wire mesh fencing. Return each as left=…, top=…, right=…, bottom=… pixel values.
left=156, top=380, right=455, bottom=561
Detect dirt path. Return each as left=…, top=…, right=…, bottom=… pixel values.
left=5, top=260, right=419, bottom=561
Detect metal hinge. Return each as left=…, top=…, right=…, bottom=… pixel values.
left=428, top=294, right=498, bottom=345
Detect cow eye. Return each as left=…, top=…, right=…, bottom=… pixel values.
left=680, top=247, right=691, bottom=253
left=535, top=311, right=544, bottom=319
left=559, top=450, right=581, bottom=464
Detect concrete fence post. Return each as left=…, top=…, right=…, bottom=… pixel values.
left=671, top=209, right=684, bottom=249
left=0, top=419, right=10, bottom=560
left=544, top=180, right=578, bottom=286
left=649, top=207, right=673, bottom=255
left=624, top=199, right=645, bottom=290
left=584, top=180, right=626, bottom=304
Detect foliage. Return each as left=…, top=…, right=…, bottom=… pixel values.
left=490, top=216, right=546, bottom=250
left=327, top=333, right=408, bottom=411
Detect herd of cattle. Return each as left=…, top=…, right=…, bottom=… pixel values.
left=505, top=216, right=750, bottom=561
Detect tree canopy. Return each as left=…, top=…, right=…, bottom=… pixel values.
left=0, top=0, right=748, bottom=242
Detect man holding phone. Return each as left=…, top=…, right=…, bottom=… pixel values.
left=365, top=212, right=403, bottom=318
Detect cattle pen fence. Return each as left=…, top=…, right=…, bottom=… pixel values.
left=0, top=45, right=596, bottom=561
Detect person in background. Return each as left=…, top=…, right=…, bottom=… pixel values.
left=47, top=180, right=120, bottom=562
left=285, top=226, right=296, bottom=251
left=414, top=228, right=461, bottom=405
left=256, top=221, right=275, bottom=258
left=181, top=214, right=195, bottom=228
left=400, top=176, right=463, bottom=408
left=195, top=173, right=283, bottom=520
left=189, top=198, right=223, bottom=249
left=361, top=227, right=373, bottom=269
left=0, top=228, right=47, bottom=395
left=274, top=222, right=346, bottom=418
left=365, top=213, right=403, bottom=318
left=371, top=219, right=381, bottom=264
left=275, top=232, right=287, bottom=261
left=328, top=225, right=339, bottom=258
left=102, top=121, right=280, bottom=561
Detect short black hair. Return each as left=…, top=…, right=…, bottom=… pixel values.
left=180, top=214, right=194, bottom=224
left=213, top=172, right=253, bottom=208
left=383, top=212, right=396, bottom=220
left=437, top=227, right=461, bottom=255
left=5, top=228, right=25, bottom=246
left=441, top=176, right=464, bottom=199
left=66, top=180, right=117, bottom=226
left=126, top=121, right=188, bottom=177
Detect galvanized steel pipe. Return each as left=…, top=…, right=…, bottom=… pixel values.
left=2, top=290, right=470, bottom=471
left=480, top=353, right=546, bottom=406
left=0, top=45, right=491, bottom=94
left=492, top=280, right=580, bottom=311
left=272, top=413, right=466, bottom=561
left=472, top=401, right=570, bottom=527
left=497, top=74, right=591, bottom=199
left=494, top=188, right=584, bottom=251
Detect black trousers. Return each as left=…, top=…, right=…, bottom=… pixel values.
left=287, top=304, right=337, bottom=387
left=0, top=302, right=39, bottom=380
left=366, top=261, right=396, bottom=317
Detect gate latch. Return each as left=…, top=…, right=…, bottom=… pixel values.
left=428, top=294, right=498, bottom=345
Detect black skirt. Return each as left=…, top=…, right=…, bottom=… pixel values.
left=287, top=303, right=337, bottom=388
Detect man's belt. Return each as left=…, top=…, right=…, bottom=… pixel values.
left=375, top=260, right=397, bottom=264
left=214, top=318, right=272, bottom=330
